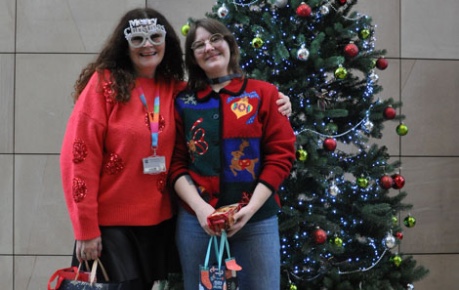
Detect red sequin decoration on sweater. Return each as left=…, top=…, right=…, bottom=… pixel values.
left=157, top=172, right=167, bottom=194
left=72, top=138, right=88, bottom=164
left=104, top=153, right=125, bottom=175
left=102, top=80, right=115, bottom=103
left=72, top=177, right=87, bottom=203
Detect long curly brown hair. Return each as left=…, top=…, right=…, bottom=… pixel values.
left=72, top=7, right=185, bottom=103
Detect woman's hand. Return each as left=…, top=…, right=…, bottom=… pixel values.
left=226, top=206, right=256, bottom=238
left=196, top=203, right=219, bottom=236
left=277, top=92, right=292, bottom=116
left=76, top=237, right=102, bottom=262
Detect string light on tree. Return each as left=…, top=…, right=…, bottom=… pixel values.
left=368, top=70, right=379, bottom=82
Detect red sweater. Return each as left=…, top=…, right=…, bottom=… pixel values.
left=60, top=70, right=186, bottom=240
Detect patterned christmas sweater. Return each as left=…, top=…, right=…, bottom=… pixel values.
left=60, top=70, right=186, bottom=240
left=170, top=77, right=296, bottom=222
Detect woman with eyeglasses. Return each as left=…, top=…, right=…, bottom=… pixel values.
left=60, top=7, right=291, bottom=289
left=170, top=18, right=296, bottom=290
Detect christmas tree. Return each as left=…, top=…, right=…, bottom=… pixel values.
left=201, top=0, right=428, bottom=289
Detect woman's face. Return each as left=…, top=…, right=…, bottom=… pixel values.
left=192, top=27, right=231, bottom=79
left=128, top=31, right=166, bottom=78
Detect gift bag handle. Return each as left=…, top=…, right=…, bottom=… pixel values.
left=217, top=231, right=228, bottom=269
left=203, top=235, right=219, bottom=269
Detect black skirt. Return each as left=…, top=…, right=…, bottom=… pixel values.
left=71, top=217, right=181, bottom=287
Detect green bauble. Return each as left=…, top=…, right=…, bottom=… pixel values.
left=360, top=29, right=371, bottom=39
left=404, top=215, right=416, bottom=228
left=296, top=149, right=308, bottom=162
left=333, top=237, right=343, bottom=247
left=396, top=123, right=409, bottom=136
left=252, top=37, right=264, bottom=48
left=335, top=66, right=348, bottom=79
left=357, top=177, right=369, bottom=188
left=391, top=255, right=402, bottom=267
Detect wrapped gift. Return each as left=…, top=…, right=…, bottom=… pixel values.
left=207, top=203, right=242, bottom=232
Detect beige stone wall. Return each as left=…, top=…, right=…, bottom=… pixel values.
left=1, top=0, right=457, bottom=289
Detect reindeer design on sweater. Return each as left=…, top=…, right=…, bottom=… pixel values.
left=229, top=139, right=259, bottom=179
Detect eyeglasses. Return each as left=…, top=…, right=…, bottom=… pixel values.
left=190, top=33, right=225, bottom=54
left=126, top=31, right=166, bottom=48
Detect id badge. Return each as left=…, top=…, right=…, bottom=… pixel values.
left=142, top=155, right=166, bottom=174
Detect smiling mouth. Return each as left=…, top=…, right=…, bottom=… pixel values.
left=140, top=51, right=157, bottom=57
left=206, top=53, right=220, bottom=60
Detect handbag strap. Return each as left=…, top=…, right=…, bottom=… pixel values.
left=89, top=259, right=110, bottom=284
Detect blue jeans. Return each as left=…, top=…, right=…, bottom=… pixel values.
left=176, top=207, right=280, bottom=290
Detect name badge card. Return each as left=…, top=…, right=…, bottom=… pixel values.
left=142, top=155, right=166, bottom=174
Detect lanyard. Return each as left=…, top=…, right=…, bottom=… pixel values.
left=137, top=83, right=160, bottom=154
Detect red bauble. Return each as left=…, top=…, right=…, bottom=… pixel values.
left=323, top=138, right=337, bottom=152
left=392, top=174, right=405, bottom=189
left=344, top=43, right=359, bottom=58
left=379, top=175, right=394, bottom=189
left=395, top=232, right=404, bottom=240
left=296, top=2, right=312, bottom=17
left=383, top=107, right=396, bottom=120
left=313, top=228, right=327, bottom=244
left=376, top=57, right=388, bottom=70
left=338, top=0, right=347, bottom=5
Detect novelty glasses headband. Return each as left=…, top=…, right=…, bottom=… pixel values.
left=124, top=18, right=167, bottom=48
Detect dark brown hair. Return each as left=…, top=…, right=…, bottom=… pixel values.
left=72, top=7, right=184, bottom=102
left=185, top=18, right=243, bottom=91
